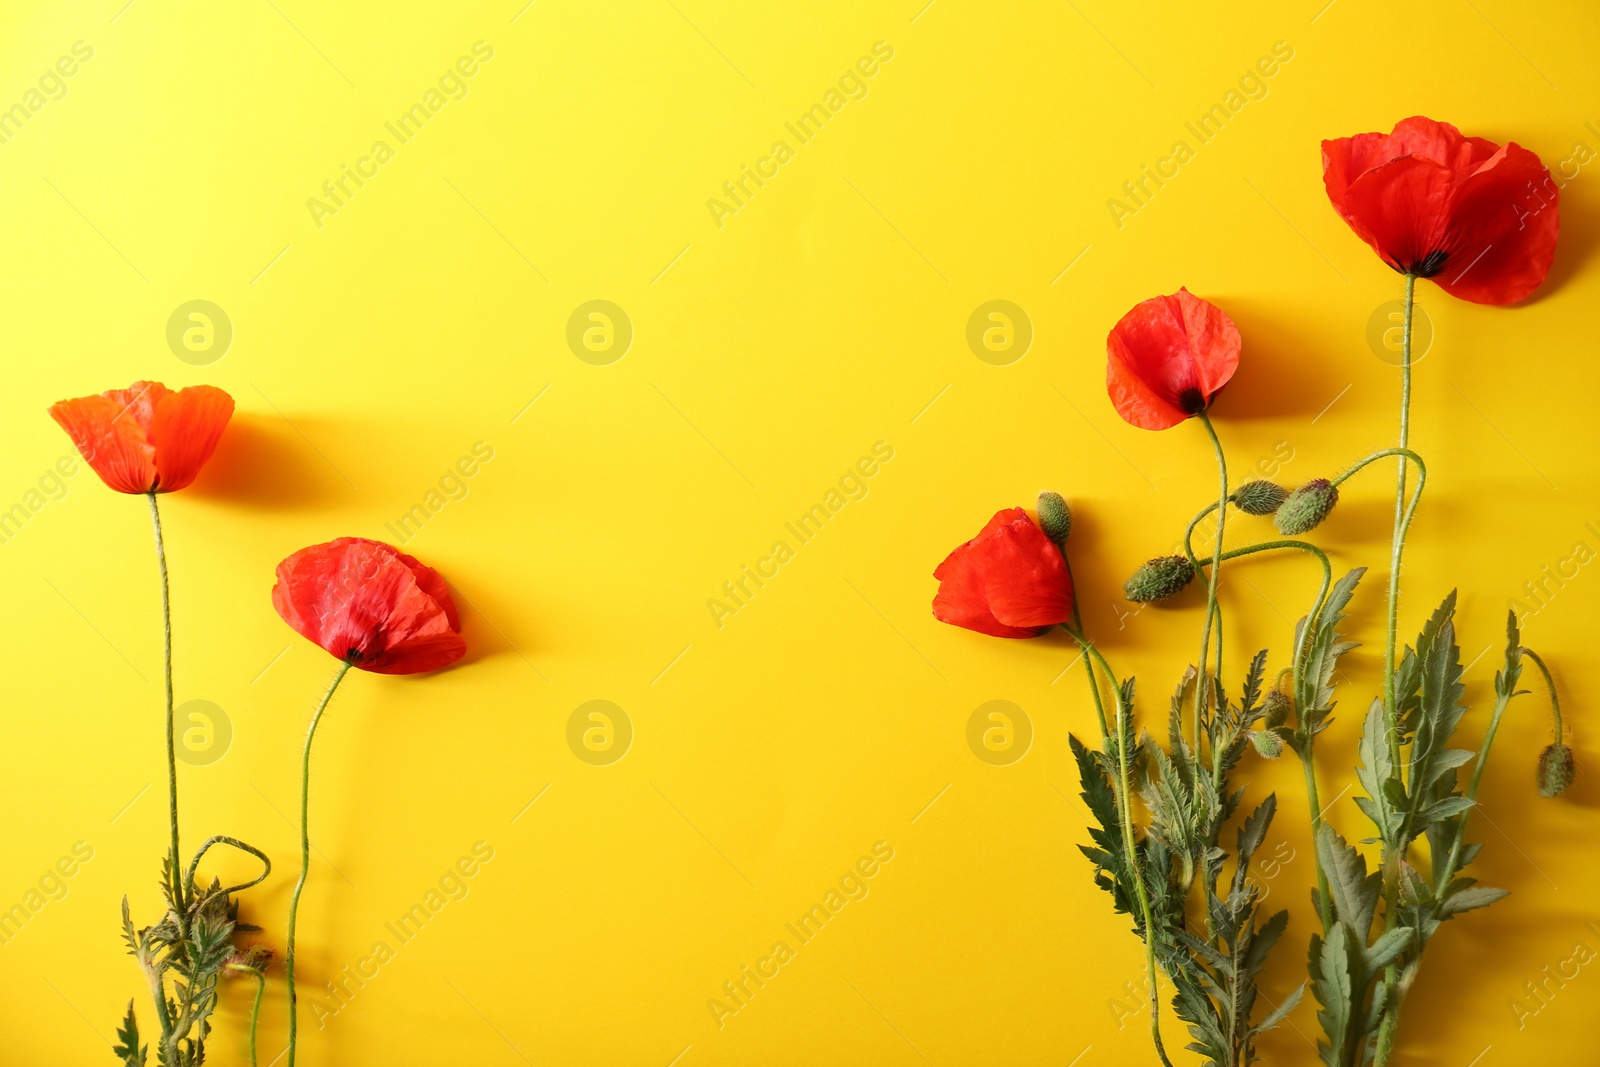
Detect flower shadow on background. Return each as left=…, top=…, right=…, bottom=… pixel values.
left=188, top=412, right=368, bottom=508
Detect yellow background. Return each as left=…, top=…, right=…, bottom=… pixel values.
left=1, top=0, right=1596, bottom=1063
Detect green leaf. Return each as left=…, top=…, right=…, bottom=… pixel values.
left=113, top=1001, right=147, bottom=1066
left=1252, top=981, right=1305, bottom=1036
left=1355, top=700, right=1402, bottom=844
left=1316, top=824, right=1379, bottom=944
left=1439, top=884, right=1509, bottom=917
left=1309, top=927, right=1352, bottom=1067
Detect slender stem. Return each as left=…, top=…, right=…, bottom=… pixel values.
left=1374, top=273, right=1418, bottom=1067
left=246, top=969, right=265, bottom=1067
left=1192, top=412, right=1229, bottom=750
left=286, top=661, right=354, bottom=1067
left=147, top=493, right=185, bottom=926
left=1521, top=649, right=1564, bottom=748
left=1062, top=624, right=1174, bottom=1067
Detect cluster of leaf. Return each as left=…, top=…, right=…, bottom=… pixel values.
left=114, top=837, right=269, bottom=1067
left=1298, top=582, right=1514, bottom=1066
left=1072, top=652, right=1302, bottom=1067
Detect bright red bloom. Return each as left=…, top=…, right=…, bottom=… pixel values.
left=48, top=381, right=234, bottom=494
left=1106, top=289, right=1240, bottom=430
left=1322, top=116, right=1558, bottom=304
left=272, top=538, right=465, bottom=675
left=932, top=508, right=1074, bottom=638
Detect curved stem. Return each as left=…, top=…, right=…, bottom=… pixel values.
left=1192, top=412, right=1229, bottom=750
left=147, top=492, right=186, bottom=927
left=1521, top=649, right=1564, bottom=748
left=286, top=661, right=354, bottom=1067
left=1330, top=447, right=1426, bottom=490
left=1062, top=625, right=1174, bottom=1067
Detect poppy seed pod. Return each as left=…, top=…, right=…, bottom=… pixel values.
left=1263, top=689, right=1291, bottom=730
left=1037, top=491, right=1072, bottom=545
left=1124, top=555, right=1195, bottom=603
left=1250, top=729, right=1285, bottom=759
left=1232, top=479, right=1290, bottom=516
left=1538, top=742, right=1575, bottom=798
left=1275, top=479, right=1340, bottom=535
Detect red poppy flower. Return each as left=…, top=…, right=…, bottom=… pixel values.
left=1322, top=116, right=1558, bottom=304
left=1106, top=289, right=1240, bottom=430
left=272, top=538, right=465, bottom=675
left=933, top=508, right=1074, bottom=638
left=48, top=381, right=234, bottom=494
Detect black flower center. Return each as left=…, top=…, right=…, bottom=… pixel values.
left=1403, top=250, right=1449, bottom=278
left=1178, top=387, right=1207, bottom=414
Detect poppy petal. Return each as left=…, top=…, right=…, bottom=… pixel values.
left=152, top=385, right=235, bottom=492
left=1435, top=142, right=1559, bottom=304
left=48, top=393, right=159, bottom=494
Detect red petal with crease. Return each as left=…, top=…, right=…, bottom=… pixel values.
left=1106, top=289, right=1240, bottom=430
left=933, top=508, right=1074, bottom=639
left=1322, top=116, right=1558, bottom=304
left=48, top=381, right=233, bottom=494
left=272, top=537, right=466, bottom=675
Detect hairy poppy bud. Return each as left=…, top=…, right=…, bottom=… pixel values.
left=1538, top=743, right=1575, bottom=798
left=1124, top=555, right=1195, bottom=603
left=1263, top=689, right=1290, bottom=730
left=1250, top=729, right=1285, bottom=759
left=1037, top=491, right=1072, bottom=545
left=1232, top=480, right=1290, bottom=516
left=1275, top=479, right=1339, bottom=535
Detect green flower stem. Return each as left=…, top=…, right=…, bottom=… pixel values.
left=1191, top=412, right=1230, bottom=750
left=1330, top=448, right=1426, bottom=492
left=1521, top=649, right=1564, bottom=749
left=1061, top=624, right=1174, bottom=1067
left=286, top=660, right=354, bottom=1067
left=248, top=969, right=264, bottom=1067
left=1374, top=273, right=1418, bottom=1067
left=225, top=964, right=267, bottom=1067
left=1191, top=536, right=1339, bottom=932
left=1062, top=557, right=1109, bottom=738
left=147, top=493, right=186, bottom=927
left=1434, top=647, right=1561, bottom=899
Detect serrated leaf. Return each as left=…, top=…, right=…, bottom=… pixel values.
left=113, top=1000, right=147, bottom=1066
left=1252, top=981, right=1305, bottom=1036
left=1439, top=885, right=1509, bottom=917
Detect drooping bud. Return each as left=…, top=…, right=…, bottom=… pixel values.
left=1037, top=491, right=1072, bottom=545
left=1249, top=729, right=1285, bottom=759
left=225, top=944, right=275, bottom=974
left=1538, top=743, right=1575, bottom=798
left=1275, top=479, right=1340, bottom=535
left=1124, top=555, right=1195, bottom=603
left=1263, top=689, right=1290, bottom=730
left=1232, top=480, right=1290, bottom=516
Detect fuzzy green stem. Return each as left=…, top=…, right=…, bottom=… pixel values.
left=1374, top=273, right=1418, bottom=1067
left=286, top=660, right=354, bottom=1067
left=147, top=493, right=186, bottom=927
left=1521, top=649, right=1564, bottom=748
left=1063, top=624, right=1174, bottom=1067
left=242, top=968, right=265, bottom=1067
left=1192, top=412, right=1229, bottom=750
